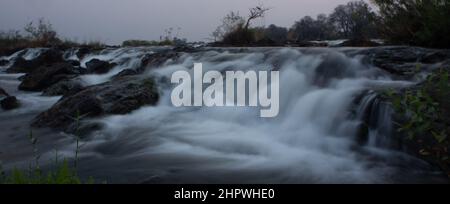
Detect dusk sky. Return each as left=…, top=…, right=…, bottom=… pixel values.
left=0, top=0, right=355, bottom=44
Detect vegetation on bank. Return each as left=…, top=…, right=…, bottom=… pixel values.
left=122, top=27, right=188, bottom=47
left=0, top=112, right=94, bottom=184
left=211, top=0, right=450, bottom=48
left=0, top=18, right=105, bottom=56
left=373, top=0, right=450, bottom=48
left=383, top=68, right=450, bottom=177
left=1, top=1, right=449, bottom=49
left=211, top=1, right=378, bottom=46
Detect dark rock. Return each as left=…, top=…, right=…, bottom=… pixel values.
left=76, top=47, right=91, bottom=59
left=421, top=51, right=450, bottom=64
left=0, top=87, right=9, bottom=97
left=18, top=62, right=81, bottom=91
left=6, top=48, right=64, bottom=73
left=32, top=76, right=159, bottom=131
left=139, top=51, right=180, bottom=72
left=339, top=39, right=381, bottom=47
left=17, top=75, right=26, bottom=81
left=112, top=69, right=138, bottom=80
left=296, top=41, right=328, bottom=47
left=1, top=96, right=20, bottom=110
left=6, top=57, right=34, bottom=73
left=0, top=59, right=8, bottom=66
left=314, top=52, right=356, bottom=86
left=42, top=79, right=85, bottom=96
left=85, top=59, right=116, bottom=74
left=173, top=44, right=198, bottom=52
left=66, top=59, right=81, bottom=67
left=363, top=47, right=436, bottom=77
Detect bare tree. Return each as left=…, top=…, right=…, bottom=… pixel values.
left=244, top=5, right=271, bottom=30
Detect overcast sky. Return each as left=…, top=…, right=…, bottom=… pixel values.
left=0, top=0, right=354, bottom=45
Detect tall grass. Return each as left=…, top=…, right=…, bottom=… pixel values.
left=0, top=111, right=95, bottom=184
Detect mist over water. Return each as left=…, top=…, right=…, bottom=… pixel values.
left=0, top=47, right=445, bottom=183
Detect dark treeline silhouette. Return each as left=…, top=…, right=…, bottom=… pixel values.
left=1, top=0, right=449, bottom=49
left=0, top=18, right=105, bottom=56
left=213, top=0, right=450, bottom=48
left=212, top=1, right=378, bottom=46
left=373, top=0, right=450, bottom=48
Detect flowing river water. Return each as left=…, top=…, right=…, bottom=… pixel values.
left=0, top=47, right=447, bottom=183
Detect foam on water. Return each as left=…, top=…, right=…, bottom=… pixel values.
left=0, top=47, right=445, bottom=183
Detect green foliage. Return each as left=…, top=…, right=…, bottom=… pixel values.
left=372, top=0, right=450, bottom=48
left=386, top=88, right=440, bottom=140
left=2, top=160, right=82, bottom=184
left=385, top=69, right=449, bottom=141
left=329, top=1, right=378, bottom=40
left=383, top=68, right=450, bottom=173
left=0, top=111, right=96, bottom=184
left=221, top=24, right=257, bottom=45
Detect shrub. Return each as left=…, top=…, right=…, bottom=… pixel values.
left=372, top=0, right=450, bottom=48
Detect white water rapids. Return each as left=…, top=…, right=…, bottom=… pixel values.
left=0, top=47, right=446, bottom=183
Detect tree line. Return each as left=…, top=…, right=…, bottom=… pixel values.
left=212, top=0, right=450, bottom=48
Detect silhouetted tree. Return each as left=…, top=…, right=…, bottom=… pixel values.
left=289, top=14, right=337, bottom=42
left=330, top=1, right=377, bottom=40
left=244, top=6, right=271, bottom=30
left=372, top=0, right=450, bottom=48
left=264, top=24, right=288, bottom=44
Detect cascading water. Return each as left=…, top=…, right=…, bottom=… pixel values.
left=0, top=47, right=446, bottom=183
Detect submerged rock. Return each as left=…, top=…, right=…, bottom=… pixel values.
left=18, top=62, right=82, bottom=91
left=86, top=59, right=116, bottom=74
left=6, top=48, right=64, bottom=73
left=32, top=76, right=159, bottom=131
left=1, top=96, right=20, bottom=110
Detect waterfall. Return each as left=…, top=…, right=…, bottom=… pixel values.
left=355, top=91, right=400, bottom=149
left=0, top=47, right=445, bottom=183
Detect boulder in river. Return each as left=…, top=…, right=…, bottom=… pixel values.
left=42, top=79, right=85, bottom=96
left=66, top=59, right=81, bottom=67
left=32, top=76, right=159, bottom=131
left=76, top=47, right=91, bottom=59
left=18, top=62, right=82, bottom=91
left=86, top=59, right=117, bottom=74
left=139, top=51, right=180, bottom=72
left=360, top=47, right=444, bottom=78
left=111, top=69, right=138, bottom=80
left=0, top=87, right=9, bottom=97
left=1, top=96, right=20, bottom=110
left=6, top=48, right=64, bottom=73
